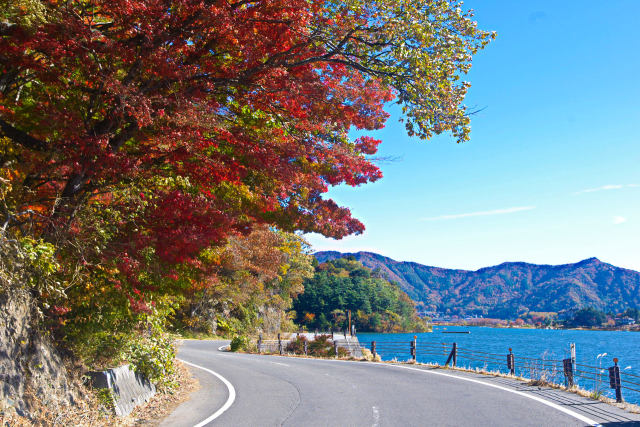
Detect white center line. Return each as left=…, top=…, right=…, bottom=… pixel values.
left=372, top=406, right=380, bottom=427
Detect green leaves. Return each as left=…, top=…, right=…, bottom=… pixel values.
left=318, top=0, right=495, bottom=142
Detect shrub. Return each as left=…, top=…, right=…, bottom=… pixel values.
left=307, top=334, right=332, bottom=357
left=230, top=335, right=250, bottom=352
left=126, top=331, right=177, bottom=390
left=285, top=335, right=308, bottom=354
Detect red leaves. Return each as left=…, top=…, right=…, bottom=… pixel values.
left=146, top=191, right=231, bottom=264
left=3, top=0, right=396, bottom=268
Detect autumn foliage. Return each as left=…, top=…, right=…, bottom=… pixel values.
left=0, top=0, right=492, bottom=372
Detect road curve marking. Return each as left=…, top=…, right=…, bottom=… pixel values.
left=178, top=358, right=236, bottom=427
left=267, top=355, right=604, bottom=427
left=384, top=364, right=603, bottom=427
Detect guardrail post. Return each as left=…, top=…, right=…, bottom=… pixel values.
left=258, top=334, right=263, bottom=353
left=445, top=342, right=457, bottom=367
left=563, top=358, right=574, bottom=387
left=371, top=341, right=377, bottom=359
left=304, top=340, right=308, bottom=356
left=334, top=341, right=339, bottom=357
left=609, top=358, right=623, bottom=403
left=570, top=343, right=576, bottom=381
left=278, top=333, right=283, bottom=355
left=507, top=348, right=515, bottom=375
left=453, top=342, right=457, bottom=367
left=411, top=336, right=417, bottom=361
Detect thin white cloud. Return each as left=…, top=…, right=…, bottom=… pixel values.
left=421, top=206, right=535, bottom=221
left=574, top=184, right=639, bottom=195
left=613, top=216, right=627, bottom=225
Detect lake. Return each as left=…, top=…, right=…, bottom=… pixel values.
left=358, top=326, right=640, bottom=404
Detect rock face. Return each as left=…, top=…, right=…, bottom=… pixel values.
left=0, top=289, right=76, bottom=417
left=314, top=251, right=640, bottom=318
left=88, top=365, right=156, bottom=416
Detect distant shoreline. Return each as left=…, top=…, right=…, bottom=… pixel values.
left=431, top=323, right=640, bottom=332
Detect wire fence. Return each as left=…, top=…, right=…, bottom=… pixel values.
left=253, top=333, right=638, bottom=404
left=358, top=339, right=637, bottom=404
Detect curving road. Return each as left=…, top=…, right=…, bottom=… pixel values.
left=161, top=340, right=640, bottom=426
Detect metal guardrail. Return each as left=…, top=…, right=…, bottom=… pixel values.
left=253, top=333, right=635, bottom=403
left=358, top=339, right=633, bottom=403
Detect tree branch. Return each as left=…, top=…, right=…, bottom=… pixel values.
left=0, top=118, right=48, bottom=151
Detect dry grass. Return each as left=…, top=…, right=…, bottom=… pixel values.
left=424, top=363, right=640, bottom=414
left=0, top=360, right=200, bottom=426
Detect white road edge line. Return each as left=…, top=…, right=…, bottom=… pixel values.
left=280, top=356, right=604, bottom=427
left=383, top=364, right=603, bottom=427
left=218, top=344, right=230, bottom=351
left=178, top=358, right=236, bottom=427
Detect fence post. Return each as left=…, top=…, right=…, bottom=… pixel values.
left=334, top=341, right=339, bottom=357
left=570, top=343, right=576, bottom=381
left=507, top=348, right=515, bottom=375
left=563, top=358, right=574, bottom=387
left=608, top=358, right=623, bottom=403
left=258, top=334, right=263, bottom=353
left=371, top=341, right=377, bottom=359
left=453, top=342, right=457, bottom=367
left=411, top=336, right=417, bottom=361
left=445, top=342, right=457, bottom=367
left=278, top=333, right=283, bottom=355
left=304, top=340, right=308, bottom=356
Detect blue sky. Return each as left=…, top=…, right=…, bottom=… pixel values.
left=305, top=0, right=640, bottom=271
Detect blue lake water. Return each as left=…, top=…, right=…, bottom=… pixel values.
left=358, top=326, right=640, bottom=404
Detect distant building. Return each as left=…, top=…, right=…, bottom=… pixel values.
left=616, top=316, right=636, bottom=326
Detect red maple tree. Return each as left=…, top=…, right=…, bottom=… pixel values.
left=1, top=0, right=493, bottom=265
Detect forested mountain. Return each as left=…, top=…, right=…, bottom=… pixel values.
left=314, top=252, right=640, bottom=318
left=292, top=258, right=428, bottom=332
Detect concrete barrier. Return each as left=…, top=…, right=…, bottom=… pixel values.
left=88, top=364, right=156, bottom=416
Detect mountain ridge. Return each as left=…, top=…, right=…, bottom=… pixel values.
left=313, top=251, right=640, bottom=318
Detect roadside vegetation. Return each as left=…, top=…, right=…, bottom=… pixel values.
left=0, top=0, right=492, bottom=422
left=293, top=257, right=430, bottom=333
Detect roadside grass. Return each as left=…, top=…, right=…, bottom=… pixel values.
left=428, top=362, right=640, bottom=414
left=169, top=330, right=222, bottom=340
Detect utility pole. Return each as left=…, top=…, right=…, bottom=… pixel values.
left=348, top=309, right=352, bottom=336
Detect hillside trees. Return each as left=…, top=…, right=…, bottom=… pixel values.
left=567, top=307, right=607, bottom=328
left=293, top=258, right=428, bottom=332
left=1, top=0, right=492, bottom=367
left=173, top=226, right=314, bottom=337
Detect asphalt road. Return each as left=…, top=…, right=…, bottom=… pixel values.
left=161, top=340, right=640, bottom=427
